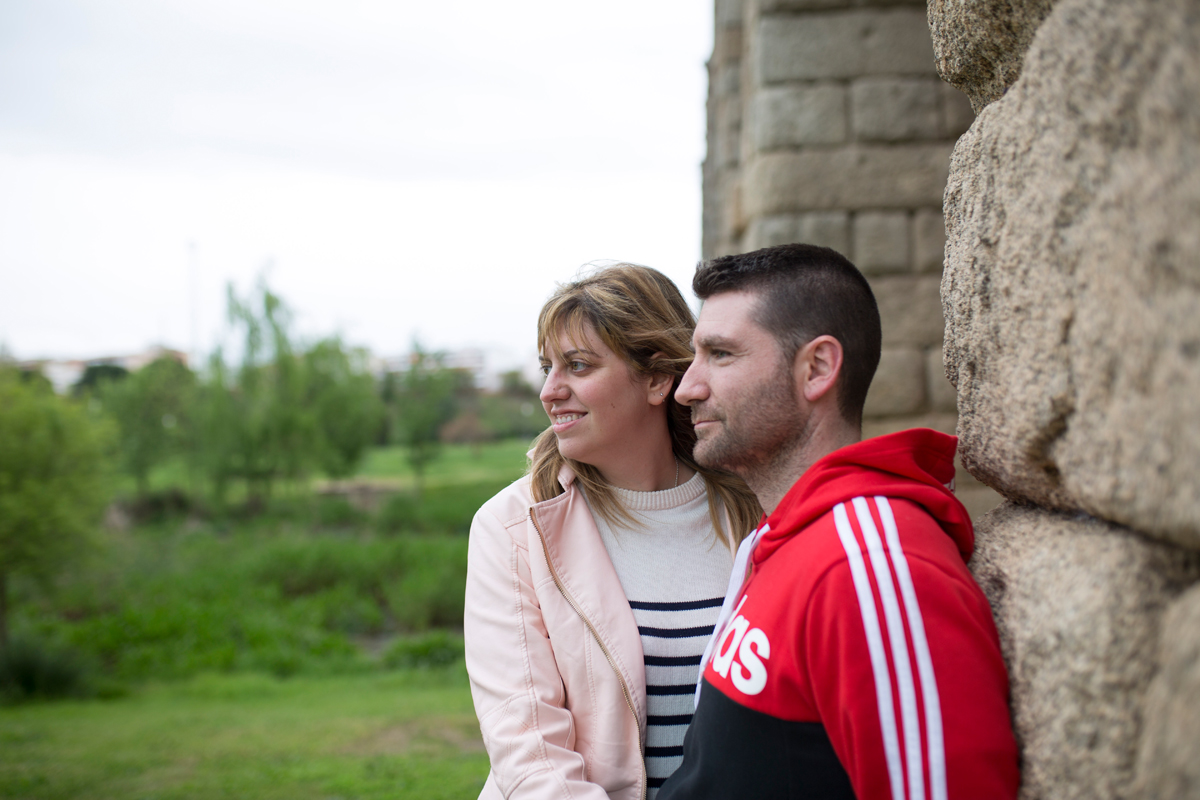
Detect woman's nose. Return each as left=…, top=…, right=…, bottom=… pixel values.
left=540, top=371, right=568, bottom=403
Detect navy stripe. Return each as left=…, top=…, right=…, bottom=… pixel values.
left=648, top=714, right=693, bottom=726
left=646, top=745, right=685, bottom=757
left=647, top=683, right=697, bottom=696
left=645, top=654, right=703, bottom=667
left=638, top=625, right=715, bottom=639
left=629, top=596, right=724, bottom=611
left=649, top=777, right=669, bottom=788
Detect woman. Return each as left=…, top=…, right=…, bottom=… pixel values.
left=465, top=264, right=761, bottom=800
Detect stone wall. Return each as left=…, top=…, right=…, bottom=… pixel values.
left=702, top=0, right=997, bottom=516
left=932, top=0, right=1200, bottom=796
left=706, top=0, right=1200, bottom=795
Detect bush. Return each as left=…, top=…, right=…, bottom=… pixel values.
left=312, top=495, right=368, bottom=529
left=418, top=482, right=509, bottom=534
left=375, top=480, right=510, bottom=537
left=0, top=636, right=91, bottom=702
left=250, top=536, right=409, bottom=597
left=9, top=508, right=472, bottom=685
left=383, top=631, right=464, bottom=669
left=375, top=492, right=424, bottom=534
left=385, top=539, right=467, bottom=631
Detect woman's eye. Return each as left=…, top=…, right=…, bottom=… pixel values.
left=539, top=364, right=551, bottom=377
left=568, top=361, right=587, bottom=373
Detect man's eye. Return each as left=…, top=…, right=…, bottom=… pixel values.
left=712, top=350, right=731, bottom=359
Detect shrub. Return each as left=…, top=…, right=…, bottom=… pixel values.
left=418, top=482, right=508, bottom=534
left=385, top=539, right=467, bottom=631
left=375, top=492, right=424, bottom=534
left=383, top=631, right=464, bottom=669
left=312, top=495, right=368, bottom=529
left=0, top=636, right=91, bottom=702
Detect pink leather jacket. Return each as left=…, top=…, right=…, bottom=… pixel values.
left=465, top=466, right=648, bottom=800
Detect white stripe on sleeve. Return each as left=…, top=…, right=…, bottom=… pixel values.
left=853, top=496, right=922, bottom=800
left=833, top=502, right=905, bottom=800
left=876, top=496, right=947, bottom=800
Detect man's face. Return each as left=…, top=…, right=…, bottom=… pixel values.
left=676, top=290, right=808, bottom=476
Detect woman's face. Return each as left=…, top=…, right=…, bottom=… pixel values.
left=539, top=322, right=661, bottom=478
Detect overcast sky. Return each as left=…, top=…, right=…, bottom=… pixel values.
left=0, top=0, right=712, bottom=375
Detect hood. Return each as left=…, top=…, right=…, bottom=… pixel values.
left=754, top=428, right=974, bottom=566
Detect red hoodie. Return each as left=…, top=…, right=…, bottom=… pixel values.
left=658, top=429, right=1019, bottom=800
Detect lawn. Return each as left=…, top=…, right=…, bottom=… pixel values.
left=349, top=438, right=533, bottom=489
left=116, top=438, right=537, bottom=499
left=0, top=668, right=489, bottom=800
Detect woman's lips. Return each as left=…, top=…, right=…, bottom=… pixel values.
left=551, top=412, right=587, bottom=433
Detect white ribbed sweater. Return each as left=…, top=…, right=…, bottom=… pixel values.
left=588, top=472, right=734, bottom=798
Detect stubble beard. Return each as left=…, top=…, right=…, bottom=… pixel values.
left=691, top=369, right=808, bottom=485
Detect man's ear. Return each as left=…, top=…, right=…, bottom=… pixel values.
left=793, top=335, right=843, bottom=405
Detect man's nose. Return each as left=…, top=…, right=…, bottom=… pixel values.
left=676, top=362, right=704, bottom=406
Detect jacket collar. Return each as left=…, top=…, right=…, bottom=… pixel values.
left=557, top=461, right=577, bottom=491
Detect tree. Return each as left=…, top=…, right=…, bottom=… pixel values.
left=73, top=364, right=129, bottom=396
left=304, top=338, right=384, bottom=479
left=0, top=370, right=111, bottom=650
left=499, top=369, right=538, bottom=398
left=390, top=346, right=459, bottom=490
left=98, top=357, right=196, bottom=499
left=195, top=280, right=314, bottom=508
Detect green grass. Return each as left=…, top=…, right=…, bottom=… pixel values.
left=0, top=668, right=490, bottom=800
left=113, top=438, right=535, bottom=500
left=351, top=438, right=532, bottom=488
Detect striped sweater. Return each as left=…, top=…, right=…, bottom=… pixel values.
left=590, top=472, right=733, bottom=798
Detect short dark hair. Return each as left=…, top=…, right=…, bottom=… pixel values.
left=693, top=243, right=881, bottom=426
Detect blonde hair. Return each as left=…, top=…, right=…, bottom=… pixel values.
left=529, top=263, right=762, bottom=551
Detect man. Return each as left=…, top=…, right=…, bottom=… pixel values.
left=658, top=244, right=1018, bottom=800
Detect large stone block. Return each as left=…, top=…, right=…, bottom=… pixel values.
left=927, top=0, right=1058, bottom=112
left=911, top=207, right=946, bottom=273
left=863, top=346, right=925, bottom=416
left=938, top=82, right=975, bottom=137
left=745, top=143, right=953, bottom=215
left=925, top=345, right=957, bottom=412
left=716, top=0, right=744, bottom=27
left=753, top=84, right=847, bottom=149
left=853, top=210, right=910, bottom=274
left=1133, top=583, right=1200, bottom=799
left=744, top=211, right=850, bottom=252
left=970, top=503, right=1200, bottom=800
left=761, top=0, right=925, bottom=10
left=758, top=9, right=937, bottom=82
left=850, top=77, right=940, bottom=142
left=863, top=411, right=956, bottom=439
left=872, top=274, right=944, bottom=346
left=941, top=0, right=1200, bottom=549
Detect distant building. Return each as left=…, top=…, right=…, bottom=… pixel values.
left=17, top=346, right=189, bottom=394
